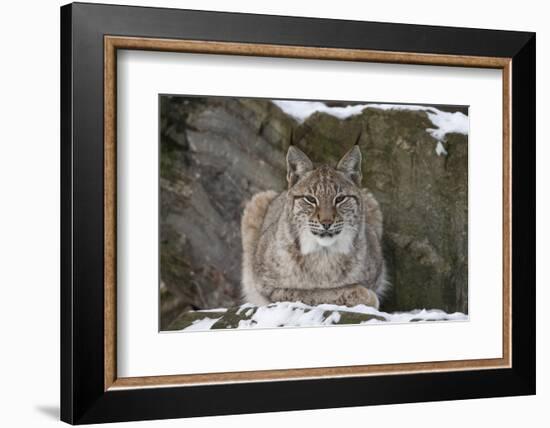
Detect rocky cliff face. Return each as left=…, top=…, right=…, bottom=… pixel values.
left=160, top=96, right=468, bottom=330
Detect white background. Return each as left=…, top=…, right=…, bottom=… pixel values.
left=118, top=51, right=503, bottom=377
left=0, top=0, right=546, bottom=427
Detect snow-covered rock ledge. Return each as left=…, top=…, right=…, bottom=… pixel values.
left=167, top=302, right=468, bottom=332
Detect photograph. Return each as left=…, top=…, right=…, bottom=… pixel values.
left=159, top=95, right=469, bottom=331
left=54, top=1, right=536, bottom=424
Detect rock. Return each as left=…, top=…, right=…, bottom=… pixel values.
left=166, top=302, right=466, bottom=331
left=167, top=304, right=386, bottom=331
left=160, top=96, right=468, bottom=320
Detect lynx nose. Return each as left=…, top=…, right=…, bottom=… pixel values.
left=320, top=220, right=333, bottom=230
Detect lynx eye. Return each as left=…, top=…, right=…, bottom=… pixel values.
left=334, top=195, right=347, bottom=204
left=303, top=195, right=317, bottom=205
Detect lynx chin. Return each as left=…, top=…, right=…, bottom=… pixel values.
left=241, top=143, right=388, bottom=309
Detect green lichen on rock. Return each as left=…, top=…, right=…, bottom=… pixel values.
left=168, top=310, right=225, bottom=331
left=166, top=305, right=387, bottom=331
left=335, top=310, right=385, bottom=325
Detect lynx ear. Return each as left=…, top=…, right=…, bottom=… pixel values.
left=286, top=146, right=313, bottom=188
left=337, top=145, right=362, bottom=186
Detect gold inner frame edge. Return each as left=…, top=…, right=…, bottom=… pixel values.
left=103, top=36, right=512, bottom=391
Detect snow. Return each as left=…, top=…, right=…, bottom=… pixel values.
left=272, top=100, right=370, bottom=122
left=359, top=308, right=468, bottom=324
left=237, top=302, right=343, bottom=329
left=426, top=109, right=469, bottom=141
left=272, top=100, right=469, bottom=156
left=435, top=141, right=448, bottom=156
left=236, top=303, right=255, bottom=315
left=179, top=301, right=468, bottom=331
left=183, top=317, right=222, bottom=331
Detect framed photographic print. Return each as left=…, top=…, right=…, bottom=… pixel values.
left=60, top=2, right=536, bottom=424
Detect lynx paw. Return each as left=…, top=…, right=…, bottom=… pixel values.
left=342, top=285, right=380, bottom=309
left=268, top=288, right=300, bottom=303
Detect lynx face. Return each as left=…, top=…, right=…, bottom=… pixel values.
left=286, top=145, right=363, bottom=254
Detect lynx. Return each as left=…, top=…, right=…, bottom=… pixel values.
left=241, top=143, right=388, bottom=309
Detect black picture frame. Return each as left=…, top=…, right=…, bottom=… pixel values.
left=61, top=2, right=535, bottom=424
